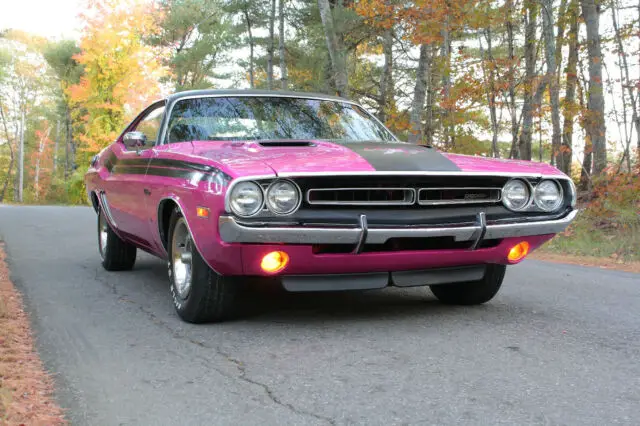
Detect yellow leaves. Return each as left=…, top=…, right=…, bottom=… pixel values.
left=68, top=0, right=169, bottom=157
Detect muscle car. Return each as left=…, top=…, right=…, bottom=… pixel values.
left=85, top=89, right=578, bottom=323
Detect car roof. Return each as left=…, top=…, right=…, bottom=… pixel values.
left=165, top=89, right=353, bottom=104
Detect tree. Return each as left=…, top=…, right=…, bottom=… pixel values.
left=278, top=0, right=287, bottom=90
left=69, top=0, right=167, bottom=159
left=541, top=0, right=561, bottom=166
left=153, top=0, right=233, bottom=91
left=559, top=0, right=579, bottom=174
left=580, top=0, right=607, bottom=175
left=42, top=39, right=83, bottom=178
left=317, top=0, right=349, bottom=97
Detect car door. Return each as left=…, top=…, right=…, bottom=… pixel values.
left=103, top=101, right=166, bottom=250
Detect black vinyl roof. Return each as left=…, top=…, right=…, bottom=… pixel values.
left=166, top=89, right=352, bottom=104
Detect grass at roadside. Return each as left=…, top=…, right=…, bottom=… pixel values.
left=0, top=245, right=67, bottom=425
left=540, top=213, right=640, bottom=263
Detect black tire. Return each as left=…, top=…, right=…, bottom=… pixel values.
left=167, top=208, right=237, bottom=323
left=98, top=209, right=137, bottom=271
left=430, top=264, right=506, bottom=305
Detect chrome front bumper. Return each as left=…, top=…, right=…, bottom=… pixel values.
left=218, top=209, right=578, bottom=248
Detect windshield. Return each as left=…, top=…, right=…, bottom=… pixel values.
left=165, top=96, right=396, bottom=143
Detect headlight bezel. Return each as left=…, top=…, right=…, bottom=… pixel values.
left=533, top=179, right=564, bottom=212
left=501, top=178, right=532, bottom=212
left=265, top=179, right=302, bottom=216
left=228, top=180, right=264, bottom=217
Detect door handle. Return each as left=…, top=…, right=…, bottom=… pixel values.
left=143, top=188, right=151, bottom=196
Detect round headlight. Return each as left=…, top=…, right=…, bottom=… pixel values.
left=502, top=179, right=530, bottom=211
left=229, top=181, right=263, bottom=217
left=266, top=180, right=300, bottom=215
left=534, top=180, right=563, bottom=211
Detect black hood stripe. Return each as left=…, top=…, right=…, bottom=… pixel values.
left=331, top=141, right=461, bottom=172
left=103, top=151, right=230, bottom=182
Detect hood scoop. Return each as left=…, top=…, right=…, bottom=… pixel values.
left=258, top=140, right=317, bottom=147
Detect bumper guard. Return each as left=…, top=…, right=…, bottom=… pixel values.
left=219, top=209, right=578, bottom=249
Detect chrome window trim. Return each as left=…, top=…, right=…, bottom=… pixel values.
left=306, top=187, right=416, bottom=206
left=417, top=187, right=502, bottom=206
left=158, top=93, right=399, bottom=147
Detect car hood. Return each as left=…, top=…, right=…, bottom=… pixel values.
left=161, top=140, right=564, bottom=177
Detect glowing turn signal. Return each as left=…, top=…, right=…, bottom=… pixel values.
left=196, top=206, right=210, bottom=218
left=261, top=251, right=289, bottom=274
left=507, top=241, right=530, bottom=263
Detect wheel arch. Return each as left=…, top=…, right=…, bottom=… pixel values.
left=157, top=196, right=222, bottom=275
left=89, top=191, right=100, bottom=213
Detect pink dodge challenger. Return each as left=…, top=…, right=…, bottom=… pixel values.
left=85, top=90, right=577, bottom=323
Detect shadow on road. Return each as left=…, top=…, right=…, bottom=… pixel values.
left=123, top=256, right=481, bottom=325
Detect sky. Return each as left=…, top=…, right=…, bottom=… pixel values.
left=0, top=0, right=83, bottom=39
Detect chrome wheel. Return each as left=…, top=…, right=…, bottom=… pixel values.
left=171, top=219, right=193, bottom=300
left=98, top=211, right=108, bottom=259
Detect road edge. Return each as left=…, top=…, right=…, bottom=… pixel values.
left=0, top=244, right=67, bottom=425
left=530, top=251, right=640, bottom=274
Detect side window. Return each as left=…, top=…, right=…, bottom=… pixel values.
left=133, top=104, right=166, bottom=145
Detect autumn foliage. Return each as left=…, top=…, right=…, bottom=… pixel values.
left=68, top=0, right=168, bottom=156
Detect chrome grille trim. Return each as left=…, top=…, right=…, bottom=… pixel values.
left=306, top=187, right=416, bottom=206
left=417, top=187, right=502, bottom=206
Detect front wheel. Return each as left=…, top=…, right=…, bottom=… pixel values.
left=430, top=264, right=506, bottom=305
left=167, top=210, right=237, bottom=323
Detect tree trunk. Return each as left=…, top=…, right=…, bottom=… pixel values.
left=0, top=105, right=14, bottom=202
left=506, top=0, right=518, bottom=158
left=378, top=28, right=394, bottom=123
left=559, top=0, right=579, bottom=174
left=34, top=127, right=50, bottom=202
left=580, top=0, right=607, bottom=175
left=577, top=58, right=592, bottom=189
left=517, top=0, right=539, bottom=161
left=243, top=7, right=255, bottom=88
left=267, top=0, right=276, bottom=90
left=611, top=0, right=639, bottom=166
left=54, top=119, right=60, bottom=174
left=279, top=0, right=287, bottom=90
left=408, top=44, right=429, bottom=145
left=18, top=107, right=25, bottom=203
left=424, top=45, right=436, bottom=146
left=479, top=29, right=499, bottom=158
left=542, top=0, right=561, bottom=166
left=440, top=13, right=452, bottom=148
left=317, top=0, right=349, bottom=97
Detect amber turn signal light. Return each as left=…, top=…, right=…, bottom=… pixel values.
left=196, top=206, right=210, bottom=218
left=261, top=251, right=289, bottom=273
left=507, top=241, right=530, bottom=263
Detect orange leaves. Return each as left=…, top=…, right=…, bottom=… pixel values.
left=68, top=0, right=169, bottom=156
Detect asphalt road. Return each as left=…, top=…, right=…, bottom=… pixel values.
left=1, top=205, right=639, bottom=426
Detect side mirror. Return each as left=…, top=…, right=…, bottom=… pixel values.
left=123, top=131, right=147, bottom=150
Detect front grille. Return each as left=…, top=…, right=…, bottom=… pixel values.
left=306, top=188, right=416, bottom=206
left=304, top=182, right=504, bottom=208
left=417, top=187, right=502, bottom=206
